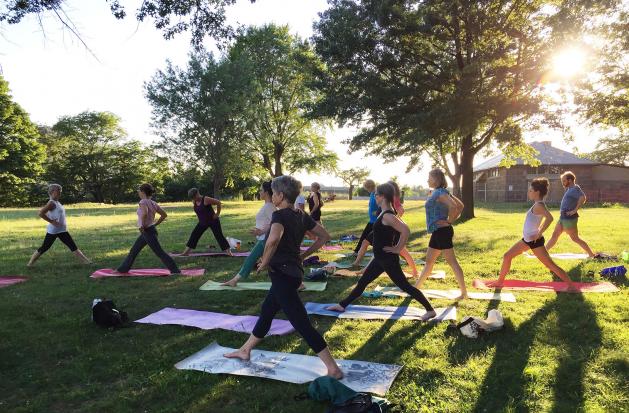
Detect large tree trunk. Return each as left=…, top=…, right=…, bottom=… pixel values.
left=212, top=173, right=222, bottom=198
left=273, top=142, right=284, bottom=177
left=348, top=184, right=354, bottom=200
left=460, top=135, right=475, bottom=219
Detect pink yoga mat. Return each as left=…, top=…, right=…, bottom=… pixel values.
left=473, top=279, right=619, bottom=293
left=300, top=245, right=343, bottom=251
left=91, top=268, right=205, bottom=278
left=0, top=276, right=28, bottom=288
left=135, top=307, right=295, bottom=336
left=169, top=251, right=250, bottom=257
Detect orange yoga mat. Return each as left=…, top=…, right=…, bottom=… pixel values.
left=473, top=279, right=619, bottom=293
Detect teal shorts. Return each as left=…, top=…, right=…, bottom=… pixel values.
left=559, top=218, right=578, bottom=229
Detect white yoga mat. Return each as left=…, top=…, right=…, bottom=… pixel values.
left=372, top=286, right=516, bottom=302
left=199, top=280, right=327, bottom=292
left=175, top=341, right=402, bottom=395
left=305, top=302, right=457, bottom=322
left=524, top=252, right=589, bottom=260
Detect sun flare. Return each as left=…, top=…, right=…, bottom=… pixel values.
left=552, top=48, right=587, bottom=78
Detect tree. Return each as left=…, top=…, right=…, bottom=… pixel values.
left=43, top=111, right=168, bottom=203
left=312, top=0, right=615, bottom=218
left=585, top=136, right=629, bottom=166
left=335, top=167, right=369, bottom=200
left=0, top=0, right=255, bottom=49
left=229, top=24, right=338, bottom=177
left=146, top=52, right=256, bottom=197
left=0, top=76, right=46, bottom=206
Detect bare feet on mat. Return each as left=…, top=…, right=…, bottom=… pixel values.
left=221, top=275, right=241, bottom=287
left=327, top=368, right=344, bottom=380
left=224, top=249, right=233, bottom=256
left=454, top=293, right=468, bottom=301
left=223, top=348, right=251, bottom=361
left=325, top=304, right=345, bottom=312
left=421, top=310, right=437, bottom=321
left=298, top=282, right=306, bottom=291
left=181, top=247, right=192, bottom=256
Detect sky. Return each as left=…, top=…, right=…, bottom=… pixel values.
left=0, top=0, right=607, bottom=188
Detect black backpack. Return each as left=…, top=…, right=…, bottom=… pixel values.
left=92, top=299, right=128, bottom=328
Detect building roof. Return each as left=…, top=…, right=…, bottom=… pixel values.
left=473, top=141, right=598, bottom=172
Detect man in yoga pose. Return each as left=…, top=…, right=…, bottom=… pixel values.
left=544, top=171, right=595, bottom=257
left=488, top=178, right=577, bottom=290
left=326, top=183, right=436, bottom=321
left=180, top=188, right=232, bottom=256
left=414, top=169, right=468, bottom=300
left=224, top=175, right=343, bottom=379
left=221, top=181, right=275, bottom=287
left=28, top=184, right=91, bottom=266
left=114, top=183, right=180, bottom=275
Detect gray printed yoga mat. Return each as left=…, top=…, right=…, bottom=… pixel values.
left=305, top=302, right=457, bottom=321
left=199, top=280, right=327, bottom=291
left=371, top=286, right=516, bottom=302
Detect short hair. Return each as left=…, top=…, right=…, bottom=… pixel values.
left=187, top=188, right=199, bottom=198
left=531, top=177, right=549, bottom=198
left=272, top=175, right=301, bottom=204
left=311, top=182, right=321, bottom=191
left=561, top=171, right=576, bottom=182
left=48, top=183, right=62, bottom=196
left=363, top=179, right=376, bottom=192
left=139, top=183, right=155, bottom=197
left=261, top=181, right=273, bottom=197
left=429, top=169, right=448, bottom=189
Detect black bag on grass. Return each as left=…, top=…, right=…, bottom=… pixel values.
left=92, top=299, right=128, bottom=328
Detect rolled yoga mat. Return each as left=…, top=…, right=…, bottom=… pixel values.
left=135, top=308, right=295, bottom=336
left=473, top=279, right=619, bottom=293
left=199, top=280, right=327, bottom=292
left=91, top=268, right=205, bottom=278
left=368, top=286, right=516, bottom=302
left=175, top=341, right=402, bottom=395
left=305, top=302, right=457, bottom=321
left=0, top=276, right=28, bottom=288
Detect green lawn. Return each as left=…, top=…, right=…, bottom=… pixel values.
left=0, top=200, right=627, bottom=413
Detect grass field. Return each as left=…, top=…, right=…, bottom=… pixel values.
left=0, top=200, right=627, bottom=413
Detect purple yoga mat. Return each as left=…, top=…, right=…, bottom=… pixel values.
left=91, top=268, right=205, bottom=278
left=0, top=276, right=28, bottom=288
left=300, top=245, right=343, bottom=251
left=169, top=251, right=251, bottom=257
left=135, top=307, right=295, bottom=336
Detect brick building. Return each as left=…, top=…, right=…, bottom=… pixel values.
left=473, top=141, right=629, bottom=203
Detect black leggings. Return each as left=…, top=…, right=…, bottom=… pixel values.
left=117, top=226, right=180, bottom=273
left=340, top=254, right=434, bottom=311
left=186, top=219, right=230, bottom=251
left=252, top=270, right=327, bottom=354
left=354, top=222, right=374, bottom=253
left=37, top=232, right=78, bottom=254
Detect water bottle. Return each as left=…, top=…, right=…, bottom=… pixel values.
left=600, top=265, right=627, bottom=278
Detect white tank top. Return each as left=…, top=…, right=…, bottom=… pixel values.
left=46, top=200, right=67, bottom=234
left=522, top=202, right=544, bottom=242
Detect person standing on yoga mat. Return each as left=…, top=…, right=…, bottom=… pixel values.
left=414, top=169, right=468, bottom=300
left=326, top=183, right=436, bottom=321
left=353, top=179, right=378, bottom=254
left=221, top=181, right=275, bottom=287
left=114, top=183, right=181, bottom=274
left=224, top=175, right=343, bottom=379
left=544, top=171, right=595, bottom=257
left=180, top=188, right=232, bottom=256
left=27, top=184, right=91, bottom=266
left=488, top=178, right=577, bottom=290
left=307, top=182, right=323, bottom=224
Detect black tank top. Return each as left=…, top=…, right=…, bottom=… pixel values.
left=373, top=210, right=400, bottom=257
left=307, top=192, right=322, bottom=221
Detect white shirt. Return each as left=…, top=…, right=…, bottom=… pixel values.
left=295, top=195, right=305, bottom=206
left=255, top=202, right=276, bottom=240
left=46, top=200, right=67, bottom=234
left=522, top=202, right=544, bottom=242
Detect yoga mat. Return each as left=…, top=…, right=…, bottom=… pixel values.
left=91, top=268, right=205, bottom=278
left=371, top=286, right=516, bottom=302
left=135, top=308, right=295, bottom=336
left=175, top=341, right=402, bottom=395
left=305, top=302, right=457, bottom=322
left=523, top=252, right=589, bottom=260
left=169, top=251, right=250, bottom=257
left=332, top=269, right=442, bottom=279
left=0, top=276, right=28, bottom=288
left=199, top=280, right=327, bottom=291
left=300, top=245, right=344, bottom=251
left=473, top=279, right=619, bottom=293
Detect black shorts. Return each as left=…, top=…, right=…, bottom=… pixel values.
left=428, top=226, right=454, bottom=250
left=522, top=236, right=545, bottom=250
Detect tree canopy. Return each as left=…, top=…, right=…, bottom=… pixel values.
left=335, top=167, right=370, bottom=200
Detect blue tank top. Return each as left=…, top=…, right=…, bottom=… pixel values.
left=425, top=188, right=450, bottom=233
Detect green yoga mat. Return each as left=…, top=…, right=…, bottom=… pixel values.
left=199, top=280, right=327, bottom=291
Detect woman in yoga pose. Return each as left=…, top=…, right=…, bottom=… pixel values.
left=353, top=179, right=378, bottom=254
left=307, top=182, right=324, bottom=224
left=114, top=183, right=180, bottom=274
left=27, top=184, right=91, bottom=266
left=224, top=175, right=343, bottom=379
left=488, top=178, right=577, bottom=290
left=180, top=188, right=231, bottom=256
left=326, top=183, right=436, bottom=321
left=414, top=169, right=468, bottom=300
left=222, top=181, right=275, bottom=287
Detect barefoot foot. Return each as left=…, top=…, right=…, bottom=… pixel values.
left=325, top=304, right=345, bottom=312
left=327, top=368, right=344, bottom=380
left=223, top=348, right=251, bottom=361
left=421, top=310, right=437, bottom=321
left=221, top=275, right=241, bottom=287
